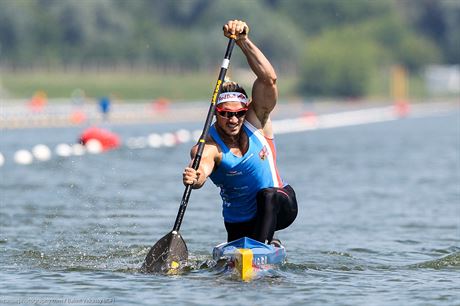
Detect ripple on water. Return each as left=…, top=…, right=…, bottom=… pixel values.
left=409, top=252, right=460, bottom=270
left=12, top=244, right=147, bottom=272
left=1, top=114, right=459, bottom=305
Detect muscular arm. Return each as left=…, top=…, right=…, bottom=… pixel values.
left=237, top=37, right=278, bottom=128
left=183, top=143, right=218, bottom=189
left=223, top=20, right=278, bottom=136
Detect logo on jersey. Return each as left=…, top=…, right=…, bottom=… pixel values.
left=226, top=170, right=243, bottom=177
left=259, top=145, right=269, bottom=160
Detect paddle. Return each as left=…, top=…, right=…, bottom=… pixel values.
left=142, top=36, right=237, bottom=273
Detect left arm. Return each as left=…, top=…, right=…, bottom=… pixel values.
left=223, top=20, right=278, bottom=136
left=238, top=38, right=278, bottom=127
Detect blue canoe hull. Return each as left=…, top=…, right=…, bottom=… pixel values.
left=212, top=237, right=286, bottom=280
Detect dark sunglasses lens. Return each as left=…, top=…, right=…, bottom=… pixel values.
left=218, top=110, right=247, bottom=118
left=235, top=110, right=247, bottom=118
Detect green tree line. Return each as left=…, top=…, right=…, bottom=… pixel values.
left=0, top=0, right=458, bottom=97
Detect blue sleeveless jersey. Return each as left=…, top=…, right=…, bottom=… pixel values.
left=209, top=121, right=285, bottom=223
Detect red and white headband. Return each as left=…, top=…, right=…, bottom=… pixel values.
left=217, top=92, right=248, bottom=105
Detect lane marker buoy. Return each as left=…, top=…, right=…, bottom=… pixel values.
left=3, top=104, right=455, bottom=168
left=162, top=133, right=176, bottom=147
left=14, top=150, right=34, bottom=165
left=32, top=144, right=52, bottom=161
left=148, top=133, right=163, bottom=148
left=86, top=139, right=103, bottom=154
left=55, top=143, right=72, bottom=157
left=176, top=129, right=192, bottom=143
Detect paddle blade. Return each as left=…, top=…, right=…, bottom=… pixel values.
left=141, top=231, right=188, bottom=273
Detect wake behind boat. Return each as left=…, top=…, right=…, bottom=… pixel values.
left=212, top=237, right=286, bottom=281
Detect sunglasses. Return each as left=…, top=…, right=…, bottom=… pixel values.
left=216, top=107, right=248, bottom=119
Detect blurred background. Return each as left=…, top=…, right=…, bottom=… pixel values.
left=0, top=0, right=458, bottom=103
left=1, top=1, right=459, bottom=303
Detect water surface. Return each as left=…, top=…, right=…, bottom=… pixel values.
left=1, top=113, right=459, bottom=305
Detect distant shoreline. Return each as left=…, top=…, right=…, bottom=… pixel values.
left=1, top=99, right=458, bottom=130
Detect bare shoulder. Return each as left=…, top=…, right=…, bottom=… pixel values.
left=245, top=107, right=274, bottom=138
left=190, top=135, right=221, bottom=159
left=206, top=135, right=222, bottom=163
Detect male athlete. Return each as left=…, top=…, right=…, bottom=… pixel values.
left=183, top=20, right=297, bottom=245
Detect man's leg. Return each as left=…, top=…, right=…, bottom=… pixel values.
left=275, top=185, right=298, bottom=230
left=253, top=185, right=298, bottom=243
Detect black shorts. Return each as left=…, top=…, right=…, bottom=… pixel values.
left=224, top=185, right=298, bottom=242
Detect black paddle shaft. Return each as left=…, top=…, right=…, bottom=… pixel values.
left=172, top=38, right=236, bottom=232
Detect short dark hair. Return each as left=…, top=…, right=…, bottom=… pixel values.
left=221, top=81, right=248, bottom=97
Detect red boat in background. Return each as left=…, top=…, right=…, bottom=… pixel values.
left=79, top=126, right=121, bottom=151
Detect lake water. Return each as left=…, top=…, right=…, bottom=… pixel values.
left=1, top=111, right=459, bottom=305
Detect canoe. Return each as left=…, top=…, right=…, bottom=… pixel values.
left=212, top=237, right=286, bottom=281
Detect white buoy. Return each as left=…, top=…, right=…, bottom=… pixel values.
left=86, top=139, right=103, bottom=154
left=72, top=143, right=86, bottom=156
left=32, top=144, right=52, bottom=161
left=162, top=132, right=176, bottom=147
left=55, top=143, right=72, bottom=157
left=148, top=133, right=163, bottom=148
left=14, top=150, right=34, bottom=165
left=0, top=152, right=5, bottom=167
left=176, top=129, right=192, bottom=143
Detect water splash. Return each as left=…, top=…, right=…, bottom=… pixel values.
left=410, top=252, right=460, bottom=270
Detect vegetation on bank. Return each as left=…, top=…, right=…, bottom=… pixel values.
left=1, top=70, right=299, bottom=101
left=1, top=70, right=431, bottom=101
left=0, top=0, right=458, bottom=99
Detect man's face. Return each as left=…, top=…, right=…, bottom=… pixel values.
left=215, top=102, right=248, bottom=136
